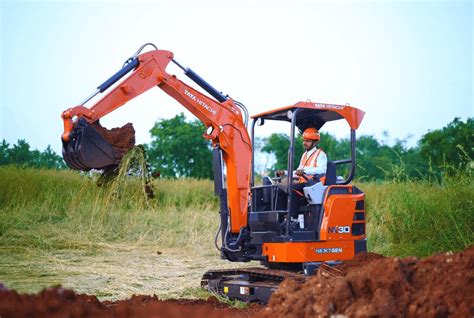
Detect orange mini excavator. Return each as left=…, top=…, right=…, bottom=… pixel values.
left=61, top=43, right=366, bottom=303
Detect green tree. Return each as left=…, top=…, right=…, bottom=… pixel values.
left=318, top=132, right=341, bottom=159
left=419, top=117, right=473, bottom=169
left=261, top=132, right=417, bottom=181
left=0, top=140, right=9, bottom=165
left=0, top=139, right=66, bottom=169
left=261, top=133, right=304, bottom=172
left=146, top=113, right=213, bottom=179
left=355, top=135, right=390, bottom=180
left=38, top=145, right=67, bottom=169
left=355, top=135, right=420, bottom=181
left=8, top=139, right=35, bottom=166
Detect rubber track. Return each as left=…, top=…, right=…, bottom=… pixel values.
left=201, top=267, right=305, bottom=287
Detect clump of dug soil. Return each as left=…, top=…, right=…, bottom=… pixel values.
left=261, top=246, right=474, bottom=318
left=91, top=120, right=136, bottom=157
left=90, top=121, right=155, bottom=198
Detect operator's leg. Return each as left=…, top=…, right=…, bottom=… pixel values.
left=290, top=183, right=306, bottom=218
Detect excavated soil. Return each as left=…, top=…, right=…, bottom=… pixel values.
left=91, top=121, right=155, bottom=195
left=0, top=287, right=261, bottom=318
left=1, top=247, right=472, bottom=317
left=260, top=246, right=474, bottom=318
left=91, top=121, right=135, bottom=156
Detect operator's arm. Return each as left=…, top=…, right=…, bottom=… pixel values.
left=280, top=152, right=327, bottom=177
left=278, top=156, right=304, bottom=177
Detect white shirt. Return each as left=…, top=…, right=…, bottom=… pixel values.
left=281, top=147, right=328, bottom=177
left=297, top=147, right=327, bottom=175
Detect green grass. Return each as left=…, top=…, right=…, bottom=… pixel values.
left=178, top=287, right=249, bottom=308
left=1, top=163, right=472, bottom=257
left=0, top=164, right=219, bottom=253
left=362, top=167, right=474, bottom=257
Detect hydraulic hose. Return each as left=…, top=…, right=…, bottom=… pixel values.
left=223, top=225, right=242, bottom=253
left=234, top=100, right=249, bottom=128
left=214, top=223, right=222, bottom=252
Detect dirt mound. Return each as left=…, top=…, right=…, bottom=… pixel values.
left=334, top=251, right=385, bottom=272
left=261, top=247, right=474, bottom=317
left=91, top=121, right=135, bottom=156
left=0, top=287, right=261, bottom=318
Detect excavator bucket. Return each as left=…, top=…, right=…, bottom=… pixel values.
left=62, top=118, right=120, bottom=171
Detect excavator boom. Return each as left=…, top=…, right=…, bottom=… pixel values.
left=61, top=47, right=252, bottom=234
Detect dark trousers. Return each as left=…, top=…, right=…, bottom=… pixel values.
left=290, top=182, right=307, bottom=218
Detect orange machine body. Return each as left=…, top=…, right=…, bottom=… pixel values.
left=263, top=185, right=366, bottom=263
left=61, top=45, right=367, bottom=268
left=249, top=99, right=366, bottom=265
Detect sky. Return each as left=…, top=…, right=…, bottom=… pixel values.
left=1, top=0, right=472, bottom=155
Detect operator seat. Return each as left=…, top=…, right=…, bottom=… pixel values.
left=324, top=161, right=337, bottom=185
left=262, top=176, right=272, bottom=204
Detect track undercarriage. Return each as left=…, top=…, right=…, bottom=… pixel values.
left=201, top=263, right=344, bottom=303
left=201, top=267, right=305, bottom=303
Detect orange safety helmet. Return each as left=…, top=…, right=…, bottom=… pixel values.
left=302, top=128, right=320, bottom=141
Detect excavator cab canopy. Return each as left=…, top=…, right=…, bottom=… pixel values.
left=250, top=101, right=365, bottom=132
left=250, top=101, right=365, bottom=187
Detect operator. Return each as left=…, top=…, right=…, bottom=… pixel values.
left=277, top=127, right=327, bottom=217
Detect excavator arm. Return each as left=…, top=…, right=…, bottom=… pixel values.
left=61, top=46, right=251, bottom=234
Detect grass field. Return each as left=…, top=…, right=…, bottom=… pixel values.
left=363, top=170, right=473, bottom=257
left=0, top=163, right=472, bottom=299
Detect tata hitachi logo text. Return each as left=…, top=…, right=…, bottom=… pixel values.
left=184, top=89, right=217, bottom=115
left=314, top=103, right=345, bottom=110
left=315, top=248, right=343, bottom=254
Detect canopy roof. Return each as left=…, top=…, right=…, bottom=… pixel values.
left=251, top=101, right=365, bottom=131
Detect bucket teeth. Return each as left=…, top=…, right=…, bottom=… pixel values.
left=62, top=118, right=119, bottom=171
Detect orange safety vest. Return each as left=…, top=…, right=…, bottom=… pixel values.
left=298, top=148, right=326, bottom=184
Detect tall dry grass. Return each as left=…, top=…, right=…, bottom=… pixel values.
left=362, top=164, right=473, bottom=257
left=0, top=149, right=219, bottom=253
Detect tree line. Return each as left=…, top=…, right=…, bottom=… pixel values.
left=2, top=115, right=472, bottom=181
left=145, top=115, right=472, bottom=181
left=0, top=139, right=65, bottom=170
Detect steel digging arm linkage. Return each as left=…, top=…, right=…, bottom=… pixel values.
left=61, top=49, right=252, bottom=234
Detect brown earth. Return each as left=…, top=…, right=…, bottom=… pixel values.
left=91, top=120, right=135, bottom=156
left=260, top=246, right=474, bottom=318
left=0, top=286, right=261, bottom=318
left=1, top=247, right=472, bottom=317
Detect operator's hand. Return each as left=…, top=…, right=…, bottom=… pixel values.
left=295, top=169, right=305, bottom=176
